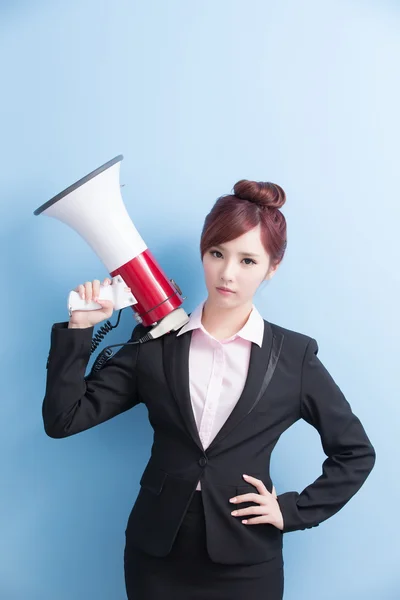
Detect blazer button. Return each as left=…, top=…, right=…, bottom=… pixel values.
left=198, top=457, right=207, bottom=467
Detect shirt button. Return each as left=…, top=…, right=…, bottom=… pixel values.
left=198, top=457, right=207, bottom=467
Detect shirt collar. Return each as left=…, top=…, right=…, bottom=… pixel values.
left=176, top=300, right=264, bottom=347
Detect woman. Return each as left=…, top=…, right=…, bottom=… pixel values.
left=43, top=179, right=376, bottom=599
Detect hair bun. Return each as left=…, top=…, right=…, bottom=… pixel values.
left=233, top=180, right=286, bottom=210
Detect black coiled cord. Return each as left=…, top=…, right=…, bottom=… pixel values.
left=90, top=310, right=123, bottom=354
left=90, top=311, right=154, bottom=372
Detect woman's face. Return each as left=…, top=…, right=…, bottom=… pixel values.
left=202, top=225, right=278, bottom=309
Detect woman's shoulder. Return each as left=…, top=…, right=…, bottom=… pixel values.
left=265, top=318, right=316, bottom=352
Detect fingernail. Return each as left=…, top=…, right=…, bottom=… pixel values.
left=229, top=498, right=237, bottom=503
left=242, top=520, right=248, bottom=524
left=243, top=474, right=249, bottom=478
left=231, top=511, right=237, bottom=516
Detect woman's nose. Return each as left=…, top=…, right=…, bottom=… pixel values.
left=220, top=268, right=235, bottom=282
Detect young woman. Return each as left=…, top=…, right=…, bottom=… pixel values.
left=43, top=179, right=376, bottom=599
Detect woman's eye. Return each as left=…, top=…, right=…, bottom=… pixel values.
left=209, top=251, right=256, bottom=266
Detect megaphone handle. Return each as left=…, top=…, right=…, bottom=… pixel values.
left=67, top=276, right=137, bottom=315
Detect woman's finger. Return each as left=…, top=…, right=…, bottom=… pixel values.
left=76, top=284, right=85, bottom=299
left=229, top=493, right=267, bottom=505
left=96, top=298, right=113, bottom=308
left=84, top=281, right=93, bottom=303
left=242, top=474, right=268, bottom=496
left=241, top=515, right=272, bottom=525
left=92, top=279, right=100, bottom=301
left=231, top=505, right=267, bottom=517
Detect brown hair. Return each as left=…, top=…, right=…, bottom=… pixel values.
left=200, top=180, right=287, bottom=268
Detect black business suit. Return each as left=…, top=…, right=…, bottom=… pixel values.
left=43, top=316, right=375, bottom=597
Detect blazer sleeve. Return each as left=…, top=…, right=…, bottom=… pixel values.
left=42, top=322, right=143, bottom=439
left=277, top=337, right=376, bottom=533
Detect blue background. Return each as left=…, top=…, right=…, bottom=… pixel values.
left=0, top=1, right=398, bottom=598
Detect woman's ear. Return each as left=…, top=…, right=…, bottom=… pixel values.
left=264, top=263, right=279, bottom=281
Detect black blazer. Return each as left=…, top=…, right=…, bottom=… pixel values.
left=43, top=317, right=376, bottom=565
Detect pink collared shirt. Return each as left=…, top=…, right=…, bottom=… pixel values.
left=176, top=300, right=264, bottom=490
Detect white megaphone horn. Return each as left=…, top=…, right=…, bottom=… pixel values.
left=34, top=155, right=190, bottom=339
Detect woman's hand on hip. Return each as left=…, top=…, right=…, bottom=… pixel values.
left=229, top=474, right=284, bottom=530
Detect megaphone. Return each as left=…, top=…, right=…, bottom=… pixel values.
left=34, top=155, right=189, bottom=341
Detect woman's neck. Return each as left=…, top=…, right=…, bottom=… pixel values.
left=201, top=298, right=253, bottom=341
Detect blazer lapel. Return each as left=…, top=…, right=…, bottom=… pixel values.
left=207, top=321, right=283, bottom=453
left=162, top=329, right=203, bottom=451
left=162, top=320, right=284, bottom=454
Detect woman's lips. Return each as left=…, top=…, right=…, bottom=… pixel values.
left=216, top=287, right=235, bottom=295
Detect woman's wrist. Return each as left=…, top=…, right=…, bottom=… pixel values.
left=68, top=321, right=92, bottom=329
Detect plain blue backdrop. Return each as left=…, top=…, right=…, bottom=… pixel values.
left=0, top=1, right=398, bottom=598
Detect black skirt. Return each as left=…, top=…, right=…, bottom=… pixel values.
left=124, top=491, right=284, bottom=600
